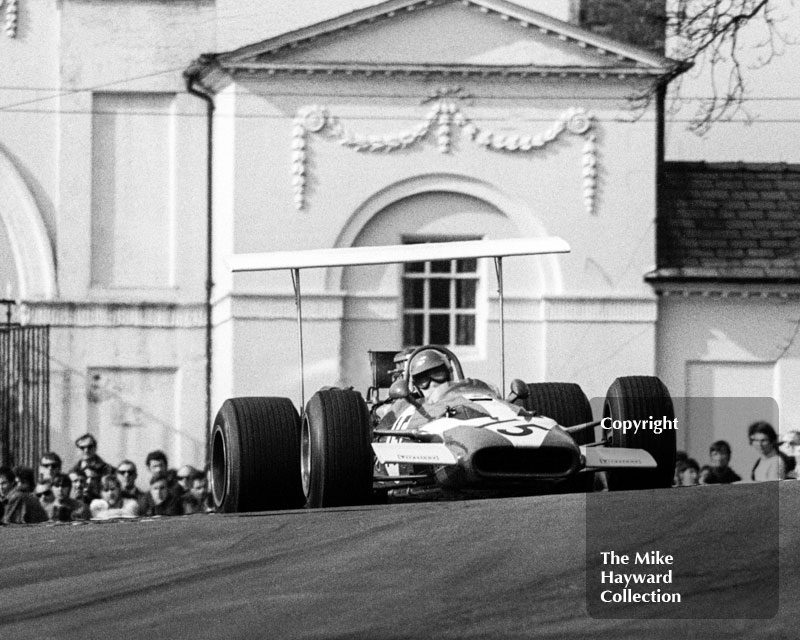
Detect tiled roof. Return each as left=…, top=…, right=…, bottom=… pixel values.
left=647, top=162, right=800, bottom=283
left=579, top=0, right=666, bottom=56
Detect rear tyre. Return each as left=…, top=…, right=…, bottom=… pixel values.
left=520, top=382, right=595, bottom=492
left=211, top=397, right=305, bottom=513
left=302, top=388, right=373, bottom=508
left=603, top=376, right=676, bottom=491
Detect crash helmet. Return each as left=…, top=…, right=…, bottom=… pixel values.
left=409, top=349, right=450, bottom=379
left=391, top=347, right=415, bottom=378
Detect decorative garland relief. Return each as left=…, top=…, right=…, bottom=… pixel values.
left=291, top=97, right=598, bottom=214
left=2, top=0, right=18, bottom=37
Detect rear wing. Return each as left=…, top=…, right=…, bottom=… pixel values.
left=231, top=237, right=570, bottom=272
left=230, top=237, right=570, bottom=408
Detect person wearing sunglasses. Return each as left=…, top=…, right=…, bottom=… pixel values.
left=38, top=452, right=63, bottom=484
left=409, top=349, right=453, bottom=402
left=2, top=466, right=48, bottom=524
left=35, top=480, right=55, bottom=509
left=70, top=433, right=114, bottom=478
left=116, top=460, right=145, bottom=503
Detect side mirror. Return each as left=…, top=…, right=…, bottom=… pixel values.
left=388, top=377, right=411, bottom=400
left=507, top=379, right=529, bottom=403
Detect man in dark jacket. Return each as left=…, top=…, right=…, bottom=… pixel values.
left=117, top=460, right=145, bottom=502
left=0, top=465, right=15, bottom=522
left=2, top=466, right=48, bottom=524
left=70, top=433, right=114, bottom=477
left=705, top=440, right=742, bottom=484
left=140, top=471, right=182, bottom=516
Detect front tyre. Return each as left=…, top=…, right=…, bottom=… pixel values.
left=603, top=376, right=676, bottom=491
left=520, top=382, right=594, bottom=445
left=211, top=397, right=305, bottom=513
left=302, top=388, right=373, bottom=508
left=520, top=382, right=595, bottom=492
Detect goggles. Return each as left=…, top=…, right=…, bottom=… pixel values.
left=413, top=369, right=450, bottom=390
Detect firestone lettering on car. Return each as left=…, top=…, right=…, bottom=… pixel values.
left=598, top=456, right=643, bottom=465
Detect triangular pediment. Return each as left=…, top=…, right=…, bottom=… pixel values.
left=207, top=0, right=675, bottom=78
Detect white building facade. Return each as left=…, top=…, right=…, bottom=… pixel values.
left=192, top=0, right=675, bottom=419
left=1, top=0, right=216, bottom=465
left=5, top=0, right=794, bottom=470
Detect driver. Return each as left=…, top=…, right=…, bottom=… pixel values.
left=409, top=349, right=453, bottom=402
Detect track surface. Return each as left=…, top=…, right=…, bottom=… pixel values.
left=1, top=482, right=796, bottom=639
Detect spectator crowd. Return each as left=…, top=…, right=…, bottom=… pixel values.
left=2, top=419, right=799, bottom=523
left=674, top=421, right=800, bottom=487
left=0, top=433, right=213, bottom=525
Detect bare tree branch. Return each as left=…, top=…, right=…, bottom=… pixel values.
left=662, top=0, right=788, bottom=133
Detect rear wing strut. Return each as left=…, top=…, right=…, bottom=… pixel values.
left=230, top=237, right=570, bottom=409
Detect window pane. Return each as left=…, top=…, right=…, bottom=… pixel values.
left=456, top=280, right=476, bottom=309
left=456, top=258, right=477, bottom=273
left=403, top=279, right=424, bottom=308
left=403, top=314, right=424, bottom=346
left=429, top=314, right=450, bottom=345
left=429, top=279, right=450, bottom=309
left=456, top=315, right=475, bottom=346
left=401, top=240, right=481, bottom=349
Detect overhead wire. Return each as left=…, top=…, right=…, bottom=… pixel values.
left=0, top=65, right=188, bottom=113
left=3, top=104, right=800, bottom=125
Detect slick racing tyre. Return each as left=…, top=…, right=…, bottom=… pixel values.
left=520, top=382, right=595, bottom=492
left=519, top=382, right=594, bottom=445
left=211, top=397, right=305, bottom=513
left=302, top=388, right=373, bottom=508
left=603, top=376, right=676, bottom=491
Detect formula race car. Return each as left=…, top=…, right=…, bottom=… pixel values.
left=210, top=239, right=677, bottom=512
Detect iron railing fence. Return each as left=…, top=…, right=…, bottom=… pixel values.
left=0, top=324, right=50, bottom=468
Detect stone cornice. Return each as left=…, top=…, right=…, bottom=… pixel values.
left=212, top=292, right=657, bottom=325
left=229, top=63, right=666, bottom=78
left=189, top=0, right=683, bottom=93
left=218, top=0, right=674, bottom=70
left=18, top=301, right=207, bottom=329
left=651, top=282, right=800, bottom=300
